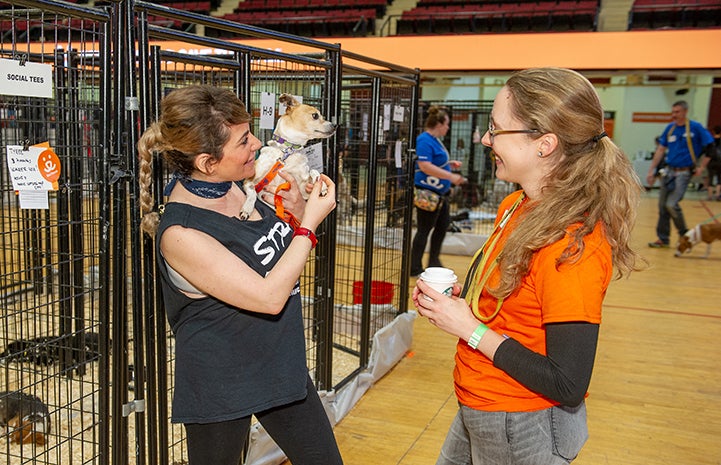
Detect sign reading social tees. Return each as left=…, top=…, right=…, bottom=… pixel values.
left=0, top=57, right=53, bottom=98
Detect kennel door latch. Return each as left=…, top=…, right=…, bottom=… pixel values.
left=122, top=399, right=146, bottom=417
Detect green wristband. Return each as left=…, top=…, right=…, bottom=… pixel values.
left=467, top=323, right=489, bottom=350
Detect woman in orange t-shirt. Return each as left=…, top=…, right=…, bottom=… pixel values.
left=413, top=68, right=643, bottom=465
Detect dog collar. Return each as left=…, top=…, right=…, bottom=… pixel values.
left=271, top=134, right=304, bottom=160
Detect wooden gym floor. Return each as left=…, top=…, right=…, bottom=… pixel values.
left=331, top=190, right=721, bottom=465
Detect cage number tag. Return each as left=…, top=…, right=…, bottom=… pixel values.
left=259, top=92, right=276, bottom=130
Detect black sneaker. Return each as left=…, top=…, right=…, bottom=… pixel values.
left=648, top=239, right=669, bottom=248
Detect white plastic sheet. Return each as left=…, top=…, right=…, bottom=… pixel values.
left=245, top=311, right=417, bottom=465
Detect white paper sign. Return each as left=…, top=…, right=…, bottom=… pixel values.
left=383, top=104, right=391, bottom=131
left=0, top=58, right=53, bottom=98
left=6, top=145, right=61, bottom=191
left=18, top=190, right=50, bottom=210
left=362, top=113, right=369, bottom=142
left=304, top=143, right=324, bottom=173
left=393, top=105, right=405, bottom=123
left=259, top=92, right=276, bottom=130
left=395, top=140, right=403, bottom=168
left=377, top=117, right=385, bottom=145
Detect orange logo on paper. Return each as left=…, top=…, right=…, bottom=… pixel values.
left=38, top=149, right=61, bottom=183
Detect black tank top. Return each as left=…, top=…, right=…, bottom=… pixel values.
left=156, top=200, right=307, bottom=423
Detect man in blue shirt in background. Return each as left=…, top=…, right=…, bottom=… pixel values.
left=646, top=100, right=715, bottom=248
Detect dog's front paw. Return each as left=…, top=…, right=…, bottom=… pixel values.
left=240, top=181, right=257, bottom=220
left=309, top=170, right=328, bottom=197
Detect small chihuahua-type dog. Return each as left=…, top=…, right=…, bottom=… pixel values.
left=675, top=222, right=721, bottom=258
left=240, top=94, right=336, bottom=226
left=0, top=391, right=51, bottom=446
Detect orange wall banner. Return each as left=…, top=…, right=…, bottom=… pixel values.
left=239, top=30, right=721, bottom=72
left=632, top=112, right=672, bottom=123
left=13, top=30, right=721, bottom=72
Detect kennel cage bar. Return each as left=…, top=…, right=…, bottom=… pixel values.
left=134, top=0, right=341, bottom=53
left=2, top=1, right=114, bottom=464
left=5, top=0, right=110, bottom=20
left=142, top=26, right=334, bottom=71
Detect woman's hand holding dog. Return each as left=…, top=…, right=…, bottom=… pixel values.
left=260, top=171, right=335, bottom=230
left=260, top=171, right=309, bottom=221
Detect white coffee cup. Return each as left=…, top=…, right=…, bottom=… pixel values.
left=419, top=267, right=457, bottom=301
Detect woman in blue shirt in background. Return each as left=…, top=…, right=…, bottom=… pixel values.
left=410, top=106, right=466, bottom=277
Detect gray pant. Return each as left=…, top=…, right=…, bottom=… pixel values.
left=656, top=169, right=691, bottom=243
left=436, top=403, right=588, bottom=465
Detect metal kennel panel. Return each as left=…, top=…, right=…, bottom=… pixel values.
left=1, top=1, right=112, bottom=464
left=135, top=46, right=244, bottom=465
left=332, top=59, right=419, bottom=389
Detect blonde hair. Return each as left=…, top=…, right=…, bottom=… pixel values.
left=137, top=85, right=251, bottom=236
left=492, top=68, right=644, bottom=298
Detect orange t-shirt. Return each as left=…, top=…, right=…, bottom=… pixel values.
left=454, top=190, right=612, bottom=412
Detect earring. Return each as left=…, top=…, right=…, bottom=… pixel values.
left=537, top=151, right=544, bottom=158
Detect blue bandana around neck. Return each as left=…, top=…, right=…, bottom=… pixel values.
left=163, top=172, right=241, bottom=199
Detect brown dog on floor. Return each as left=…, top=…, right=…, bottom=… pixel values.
left=0, top=391, right=51, bottom=446
left=675, top=222, right=721, bottom=258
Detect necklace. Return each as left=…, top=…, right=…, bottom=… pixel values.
left=461, top=192, right=526, bottom=321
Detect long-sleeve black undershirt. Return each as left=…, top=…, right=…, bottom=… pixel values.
left=492, top=322, right=599, bottom=407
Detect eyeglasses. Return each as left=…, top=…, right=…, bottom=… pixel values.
left=487, top=121, right=540, bottom=144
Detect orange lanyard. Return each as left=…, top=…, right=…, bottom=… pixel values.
left=461, top=192, right=526, bottom=321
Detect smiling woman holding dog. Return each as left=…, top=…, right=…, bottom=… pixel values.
left=137, top=85, right=342, bottom=465
left=413, top=68, right=644, bottom=465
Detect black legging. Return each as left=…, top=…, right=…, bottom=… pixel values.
left=184, top=375, right=343, bottom=465
left=410, top=198, right=451, bottom=275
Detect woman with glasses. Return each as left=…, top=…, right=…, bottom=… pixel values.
left=413, top=68, right=643, bottom=464
left=410, top=105, right=467, bottom=277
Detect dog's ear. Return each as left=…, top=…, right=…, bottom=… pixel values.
left=279, top=94, right=300, bottom=113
